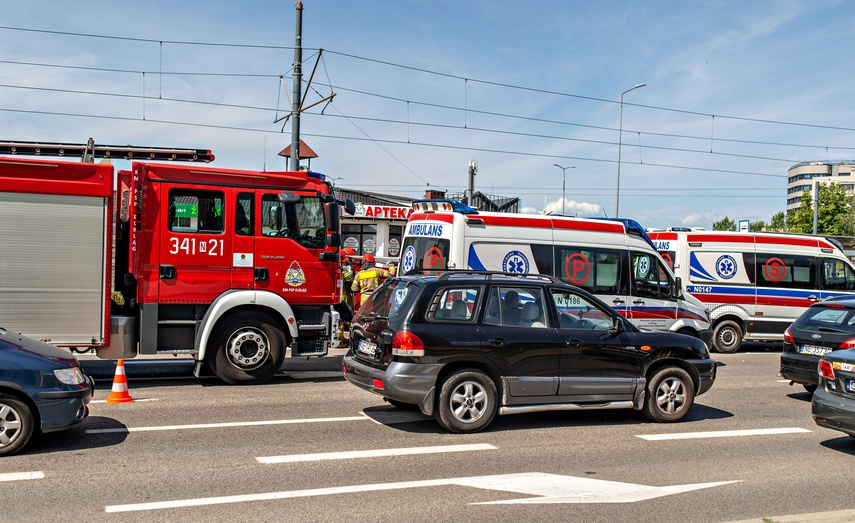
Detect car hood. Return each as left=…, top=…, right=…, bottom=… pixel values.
left=0, top=327, right=80, bottom=364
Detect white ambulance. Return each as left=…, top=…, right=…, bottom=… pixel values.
left=398, top=200, right=712, bottom=344
left=648, top=230, right=855, bottom=353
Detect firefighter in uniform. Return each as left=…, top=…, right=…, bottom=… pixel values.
left=334, top=248, right=356, bottom=345
left=351, top=254, right=392, bottom=308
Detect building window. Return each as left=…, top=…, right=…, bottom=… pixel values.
left=388, top=225, right=403, bottom=257
left=342, top=223, right=377, bottom=255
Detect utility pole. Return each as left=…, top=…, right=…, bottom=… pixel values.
left=468, top=160, right=478, bottom=207
left=289, top=1, right=303, bottom=171
left=813, top=180, right=820, bottom=234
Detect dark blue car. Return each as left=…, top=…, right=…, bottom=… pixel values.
left=0, top=327, right=94, bottom=456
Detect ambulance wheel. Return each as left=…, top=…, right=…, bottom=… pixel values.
left=209, top=311, right=286, bottom=385
left=712, top=320, right=743, bottom=353
left=0, top=394, right=34, bottom=457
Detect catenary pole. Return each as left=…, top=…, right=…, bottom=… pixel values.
left=290, top=2, right=303, bottom=170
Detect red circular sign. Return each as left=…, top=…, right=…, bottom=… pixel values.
left=661, top=252, right=673, bottom=270
left=423, top=247, right=445, bottom=271
left=564, top=253, right=591, bottom=285
left=764, top=257, right=787, bottom=282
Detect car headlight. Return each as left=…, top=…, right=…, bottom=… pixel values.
left=54, top=367, right=86, bottom=385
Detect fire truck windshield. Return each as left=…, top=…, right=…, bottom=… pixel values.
left=261, top=194, right=326, bottom=248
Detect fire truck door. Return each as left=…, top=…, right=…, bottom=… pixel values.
left=253, top=191, right=334, bottom=304
left=159, top=187, right=232, bottom=303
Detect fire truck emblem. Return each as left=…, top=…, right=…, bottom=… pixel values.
left=285, top=261, right=306, bottom=287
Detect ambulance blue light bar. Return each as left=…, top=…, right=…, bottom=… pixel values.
left=412, top=199, right=479, bottom=214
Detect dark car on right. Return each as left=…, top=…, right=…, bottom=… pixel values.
left=781, top=298, right=855, bottom=394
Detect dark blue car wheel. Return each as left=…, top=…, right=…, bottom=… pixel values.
left=0, top=394, right=35, bottom=457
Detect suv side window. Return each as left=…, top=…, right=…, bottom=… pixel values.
left=552, top=288, right=614, bottom=330
left=484, top=286, right=547, bottom=328
left=430, top=287, right=480, bottom=322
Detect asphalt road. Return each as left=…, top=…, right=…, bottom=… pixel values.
left=3, top=349, right=855, bottom=522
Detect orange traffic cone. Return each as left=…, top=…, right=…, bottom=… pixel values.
left=105, top=359, right=135, bottom=404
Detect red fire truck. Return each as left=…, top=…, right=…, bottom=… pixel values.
left=0, top=139, right=354, bottom=384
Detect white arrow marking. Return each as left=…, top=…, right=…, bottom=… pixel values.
left=257, top=443, right=496, bottom=464
left=104, top=472, right=739, bottom=513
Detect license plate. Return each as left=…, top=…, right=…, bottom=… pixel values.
left=798, top=344, right=831, bottom=356
left=846, top=379, right=855, bottom=393
left=357, top=339, right=378, bottom=358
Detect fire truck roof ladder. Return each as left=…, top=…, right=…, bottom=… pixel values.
left=0, top=138, right=215, bottom=163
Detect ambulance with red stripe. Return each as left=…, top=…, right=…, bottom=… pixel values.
left=648, top=230, right=855, bottom=353
left=398, top=200, right=712, bottom=344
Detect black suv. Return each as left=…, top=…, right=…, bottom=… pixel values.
left=343, top=271, right=717, bottom=433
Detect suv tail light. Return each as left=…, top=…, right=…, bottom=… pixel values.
left=818, top=359, right=835, bottom=380
left=783, top=327, right=793, bottom=344
left=840, top=338, right=855, bottom=349
left=392, top=330, right=425, bottom=357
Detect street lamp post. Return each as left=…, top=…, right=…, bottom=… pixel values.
left=552, top=164, right=575, bottom=215
left=615, top=83, right=646, bottom=217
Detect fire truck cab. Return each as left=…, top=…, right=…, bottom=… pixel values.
left=0, top=140, right=353, bottom=384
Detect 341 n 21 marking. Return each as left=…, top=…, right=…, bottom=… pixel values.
left=169, top=237, right=224, bottom=256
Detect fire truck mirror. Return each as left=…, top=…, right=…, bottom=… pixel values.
left=325, top=201, right=341, bottom=233
left=342, top=199, right=356, bottom=216
left=326, top=233, right=342, bottom=248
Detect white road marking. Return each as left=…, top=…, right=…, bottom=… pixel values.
left=85, top=416, right=368, bottom=434
left=0, top=471, right=44, bottom=482
left=361, top=410, right=431, bottom=425
left=279, top=371, right=343, bottom=379
left=636, top=427, right=811, bottom=441
left=90, top=398, right=158, bottom=404
left=257, top=443, right=496, bottom=464
left=104, top=472, right=739, bottom=513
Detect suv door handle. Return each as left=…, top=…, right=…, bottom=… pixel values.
left=633, top=299, right=645, bottom=305
left=612, top=298, right=625, bottom=305
left=565, top=338, right=584, bottom=347
left=808, top=295, right=819, bottom=302
left=489, top=338, right=509, bottom=347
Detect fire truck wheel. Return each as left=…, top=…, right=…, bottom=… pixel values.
left=208, top=311, right=286, bottom=385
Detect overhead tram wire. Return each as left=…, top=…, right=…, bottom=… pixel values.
left=0, top=102, right=788, bottom=181
left=0, top=81, right=804, bottom=169
left=2, top=25, right=855, bottom=134
left=4, top=58, right=855, bottom=156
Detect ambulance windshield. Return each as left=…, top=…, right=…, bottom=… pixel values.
left=399, top=237, right=450, bottom=274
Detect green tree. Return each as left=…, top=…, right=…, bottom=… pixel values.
left=713, top=216, right=736, bottom=231
left=789, top=183, right=850, bottom=235
left=838, top=194, right=855, bottom=236
left=769, top=211, right=786, bottom=231
left=749, top=220, right=767, bottom=232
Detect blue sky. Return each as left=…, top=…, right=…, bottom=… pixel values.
left=2, top=1, right=854, bottom=229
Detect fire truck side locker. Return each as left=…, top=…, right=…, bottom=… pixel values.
left=0, top=159, right=113, bottom=349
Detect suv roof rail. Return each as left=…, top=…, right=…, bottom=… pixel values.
left=432, top=269, right=564, bottom=285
